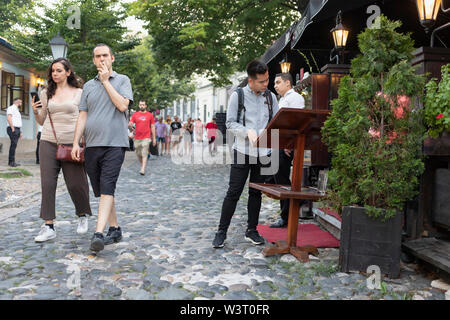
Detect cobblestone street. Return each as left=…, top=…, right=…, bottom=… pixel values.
left=0, top=147, right=447, bottom=300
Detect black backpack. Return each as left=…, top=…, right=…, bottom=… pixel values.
left=235, top=87, right=273, bottom=126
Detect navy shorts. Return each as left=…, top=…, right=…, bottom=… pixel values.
left=156, top=136, right=165, bottom=143
left=84, top=147, right=126, bottom=198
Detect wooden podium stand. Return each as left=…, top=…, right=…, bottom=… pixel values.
left=249, top=108, right=330, bottom=262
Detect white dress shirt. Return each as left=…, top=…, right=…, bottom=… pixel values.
left=6, top=104, right=22, bottom=128
left=278, top=88, right=305, bottom=109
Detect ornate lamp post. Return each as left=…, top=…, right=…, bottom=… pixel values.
left=330, top=11, right=349, bottom=64
left=280, top=53, right=291, bottom=73
left=49, top=32, right=68, bottom=60
left=416, top=0, right=450, bottom=46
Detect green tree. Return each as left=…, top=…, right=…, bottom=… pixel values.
left=0, top=0, right=32, bottom=36
left=7, top=0, right=139, bottom=81
left=129, top=0, right=306, bottom=87
left=125, top=36, right=195, bottom=111
left=6, top=0, right=194, bottom=112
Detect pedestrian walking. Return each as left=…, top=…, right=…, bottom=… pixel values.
left=269, top=73, right=306, bottom=228
left=155, top=116, right=168, bottom=156
left=183, top=117, right=193, bottom=155
left=36, top=125, right=43, bottom=164
left=128, top=100, right=156, bottom=175
left=72, top=43, right=133, bottom=253
left=170, top=115, right=182, bottom=155
left=6, top=98, right=23, bottom=167
left=212, top=60, right=279, bottom=248
left=205, top=117, right=218, bottom=155
left=194, top=118, right=203, bottom=144
left=164, top=116, right=172, bottom=155
left=31, top=57, right=92, bottom=243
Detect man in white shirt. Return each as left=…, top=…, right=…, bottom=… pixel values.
left=275, top=73, right=305, bottom=109
left=6, top=98, right=23, bottom=167
left=270, top=73, right=306, bottom=228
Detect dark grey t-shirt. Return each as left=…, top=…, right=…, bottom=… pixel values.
left=79, top=71, right=133, bottom=147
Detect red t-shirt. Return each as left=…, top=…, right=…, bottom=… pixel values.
left=131, top=111, right=155, bottom=139
left=205, top=122, right=218, bottom=138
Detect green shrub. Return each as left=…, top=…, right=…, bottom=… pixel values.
left=321, top=16, right=426, bottom=221
left=424, top=64, right=450, bottom=138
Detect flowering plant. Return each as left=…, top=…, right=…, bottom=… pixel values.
left=321, top=17, right=426, bottom=221
left=424, top=64, right=450, bottom=138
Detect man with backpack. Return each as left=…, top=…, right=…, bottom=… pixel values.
left=212, top=60, right=279, bottom=248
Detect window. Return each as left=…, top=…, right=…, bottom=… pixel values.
left=1, top=71, right=30, bottom=116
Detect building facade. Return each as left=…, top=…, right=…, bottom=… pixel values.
left=0, top=37, right=43, bottom=154
left=162, top=72, right=246, bottom=123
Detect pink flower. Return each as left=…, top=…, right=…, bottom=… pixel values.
left=369, top=128, right=380, bottom=138
left=385, top=131, right=397, bottom=144
left=392, top=95, right=410, bottom=119
left=436, top=113, right=444, bottom=119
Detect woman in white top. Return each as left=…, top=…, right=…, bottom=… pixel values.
left=31, top=58, right=92, bottom=243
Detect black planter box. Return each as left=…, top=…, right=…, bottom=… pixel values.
left=339, top=206, right=403, bottom=278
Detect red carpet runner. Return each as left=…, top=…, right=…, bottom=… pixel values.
left=257, top=223, right=340, bottom=248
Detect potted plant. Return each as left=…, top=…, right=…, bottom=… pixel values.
left=423, top=64, right=450, bottom=156
left=321, top=16, right=426, bottom=278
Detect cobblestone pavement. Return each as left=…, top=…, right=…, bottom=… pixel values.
left=0, top=146, right=447, bottom=300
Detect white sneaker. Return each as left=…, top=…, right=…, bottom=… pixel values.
left=34, top=225, right=56, bottom=242
left=77, top=216, right=89, bottom=234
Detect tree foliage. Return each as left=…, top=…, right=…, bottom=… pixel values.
left=0, top=0, right=32, bottom=36
left=129, top=0, right=306, bottom=87
left=5, top=0, right=193, bottom=110
left=424, top=64, right=450, bottom=138
left=125, top=36, right=195, bottom=111
left=6, top=0, right=138, bottom=81
left=321, top=16, right=426, bottom=221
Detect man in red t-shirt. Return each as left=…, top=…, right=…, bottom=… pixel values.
left=128, top=100, right=156, bottom=175
left=205, top=117, right=218, bottom=155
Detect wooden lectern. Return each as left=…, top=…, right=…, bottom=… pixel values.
left=249, top=108, right=330, bottom=262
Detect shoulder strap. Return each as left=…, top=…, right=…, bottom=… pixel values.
left=47, top=112, right=60, bottom=145
left=44, top=93, right=60, bottom=144
left=236, top=87, right=245, bottom=126
left=265, top=89, right=273, bottom=122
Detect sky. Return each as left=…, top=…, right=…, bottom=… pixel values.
left=39, top=0, right=147, bottom=37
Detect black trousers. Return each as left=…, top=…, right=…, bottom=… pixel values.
left=266, top=151, right=297, bottom=222
left=218, top=150, right=267, bottom=232
left=6, top=127, right=20, bottom=164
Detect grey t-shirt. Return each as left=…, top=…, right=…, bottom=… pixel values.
left=79, top=71, right=133, bottom=147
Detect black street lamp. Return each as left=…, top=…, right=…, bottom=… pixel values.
left=330, top=11, right=349, bottom=64
left=49, top=32, right=68, bottom=60
left=416, top=0, right=450, bottom=47
left=280, top=53, right=291, bottom=73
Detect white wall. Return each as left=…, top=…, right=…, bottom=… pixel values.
left=165, top=71, right=246, bottom=124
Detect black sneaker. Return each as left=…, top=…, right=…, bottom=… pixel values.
left=104, top=226, right=122, bottom=245
left=245, top=229, right=265, bottom=245
left=212, top=230, right=226, bottom=248
left=90, top=232, right=104, bottom=252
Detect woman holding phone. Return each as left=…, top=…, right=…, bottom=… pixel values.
left=31, top=57, right=92, bottom=242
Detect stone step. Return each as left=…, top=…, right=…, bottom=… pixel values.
left=313, top=208, right=341, bottom=240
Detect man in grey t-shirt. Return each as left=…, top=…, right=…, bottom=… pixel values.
left=72, top=43, right=133, bottom=253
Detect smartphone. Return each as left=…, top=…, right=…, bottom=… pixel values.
left=30, top=92, right=41, bottom=106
